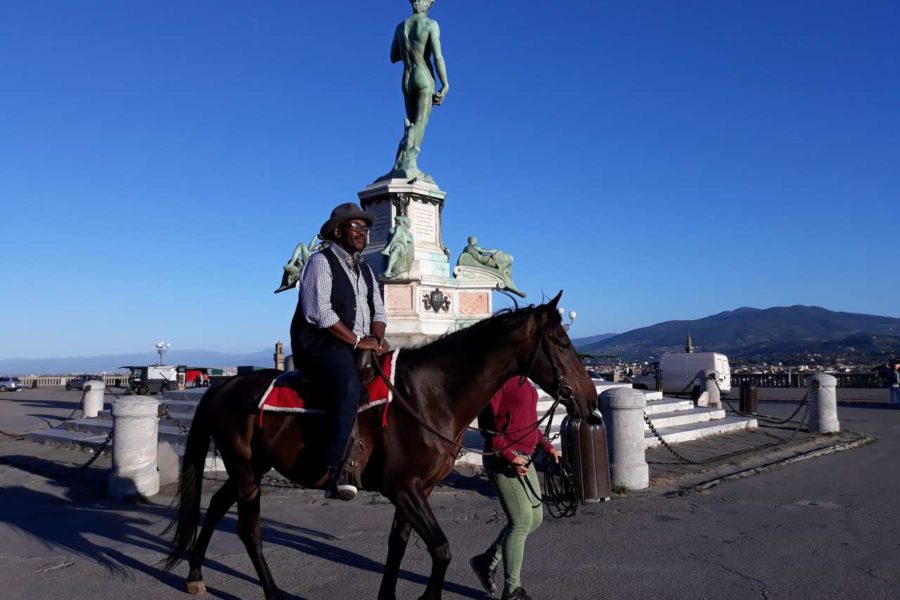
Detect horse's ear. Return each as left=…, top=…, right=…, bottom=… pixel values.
left=547, top=290, right=563, bottom=310
left=537, top=290, right=564, bottom=324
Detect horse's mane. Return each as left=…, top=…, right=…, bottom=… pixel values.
left=399, top=305, right=536, bottom=368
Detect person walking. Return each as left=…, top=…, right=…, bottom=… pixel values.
left=470, top=377, right=561, bottom=600
left=888, top=361, right=900, bottom=407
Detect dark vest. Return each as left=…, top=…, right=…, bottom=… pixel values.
left=291, top=246, right=379, bottom=357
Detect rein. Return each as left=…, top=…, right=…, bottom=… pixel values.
left=372, top=355, right=486, bottom=457
left=371, top=311, right=579, bottom=458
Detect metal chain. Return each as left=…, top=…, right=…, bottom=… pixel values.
left=159, top=405, right=192, bottom=435
left=62, top=430, right=114, bottom=475
left=643, top=393, right=811, bottom=466
left=722, top=388, right=811, bottom=424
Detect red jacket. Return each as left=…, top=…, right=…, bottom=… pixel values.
left=479, top=378, right=555, bottom=463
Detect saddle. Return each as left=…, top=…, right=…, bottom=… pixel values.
left=257, top=349, right=399, bottom=489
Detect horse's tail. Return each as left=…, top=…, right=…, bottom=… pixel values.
left=164, top=391, right=213, bottom=571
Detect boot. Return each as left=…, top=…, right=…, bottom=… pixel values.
left=324, top=468, right=357, bottom=501
left=469, top=552, right=498, bottom=596
left=501, top=587, right=532, bottom=600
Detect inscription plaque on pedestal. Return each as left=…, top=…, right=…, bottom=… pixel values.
left=410, top=202, right=437, bottom=247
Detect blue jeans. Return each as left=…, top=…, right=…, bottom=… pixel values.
left=298, top=347, right=361, bottom=470
left=891, top=386, right=900, bottom=406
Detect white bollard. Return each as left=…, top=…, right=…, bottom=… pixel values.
left=807, top=374, right=840, bottom=433
left=82, top=380, right=106, bottom=418
left=108, top=396, right=160, bottom=499
left=599, top=387, right=649, bottom=490
left=698, top=369, right=721, bottom=409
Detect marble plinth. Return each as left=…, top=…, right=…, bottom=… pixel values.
left=358, top=178, right=506, bottom=347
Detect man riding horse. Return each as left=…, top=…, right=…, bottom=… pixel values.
left=290, top=202, right=390, bottom=501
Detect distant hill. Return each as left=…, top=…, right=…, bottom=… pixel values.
left=572, top=333, right=618, bottom=350
left=582, top=306, right=900, bottom=361
left=0, top=348, right=276, bottom=376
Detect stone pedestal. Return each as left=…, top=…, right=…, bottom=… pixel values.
left=808, top=373, right=840, bottom=433
left=109, top=396, right=160, bottom=499
left=359, top=179, right=504, bottom=347
left=82, top=380, right=105, bottom=418
left=696, top=369, right=721, bottom=409
left=599, top=387, right=649, bottom=490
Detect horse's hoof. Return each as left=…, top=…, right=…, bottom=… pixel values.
left=185, top=579, right=207, bottom=595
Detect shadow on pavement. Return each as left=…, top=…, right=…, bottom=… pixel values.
left=257, top=514, right=485, bottom=599
left=0, top=484, right=179, bottom=584
left=0, top=457, right=260, bottom=599
left=0, top=455, right=484, bottom=599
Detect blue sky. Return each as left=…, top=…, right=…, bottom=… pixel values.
left=1, top=0, right=897, bottom=360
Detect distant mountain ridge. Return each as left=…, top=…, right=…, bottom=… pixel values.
left=581, top=305, right=900, bottom=361
left=571, top=333, right=618, bottom=349
left=4, top=306, right=898, bottom=373
left=0, top=348, right=276, bottom=376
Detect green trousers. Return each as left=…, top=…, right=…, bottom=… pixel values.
left=483, top=454, right=544, bottom=594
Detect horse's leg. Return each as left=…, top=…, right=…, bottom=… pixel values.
left=377, top=510, right=413, bottom=600
left=394, top=488, right=451, bottom=600
left=185, top=478, right=237, bottom=594
left=236, top=476, right=283, bottom=600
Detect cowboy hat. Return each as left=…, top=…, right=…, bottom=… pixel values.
left=319, top=203, right=376, bottom=240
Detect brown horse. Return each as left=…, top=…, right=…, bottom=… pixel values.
left=165, top=292, right=596, bottom=600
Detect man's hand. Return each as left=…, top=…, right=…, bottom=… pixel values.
left=510, top=455, right=529, bottom=477
left=356, top=337, right=381, bottom=352
left=432, top=87, right=448, bottom=105
left=357, top=336, right=391, bottom=355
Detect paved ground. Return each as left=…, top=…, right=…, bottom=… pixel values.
left=1, top=389, right=898, bottom=599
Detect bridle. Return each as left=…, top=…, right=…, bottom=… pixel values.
left=372, top=308, right=585, bottom=457
left=520, top=311, right=583, bottom=420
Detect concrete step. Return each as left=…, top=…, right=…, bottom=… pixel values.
left=28, top=426, right=225, bottom=472
left=644, top=407, right=725, bottom=429
left=66, top=418, right=189, bottom=444
left=98, top=409, right=196, bottom=430
left=645, top=397, right=694, bottom=415
left=29, top=428, right=112, bottom=454
left=644, top=416, right=758, bottom=448
left=169, top=444, right=226, bottom=472
left=162, top=389, right=207, bottom=402
left=159, top=399, right=202, bottom=413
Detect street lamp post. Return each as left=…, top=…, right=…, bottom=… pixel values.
left=558, top=307, right=577, bottom=332
left=155, top=341, right=171, bottom=366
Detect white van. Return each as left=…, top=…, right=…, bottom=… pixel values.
left=635, top=352, right=731, bottom=395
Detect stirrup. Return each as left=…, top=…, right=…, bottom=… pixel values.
left=325, top=471, right=357, bottom=501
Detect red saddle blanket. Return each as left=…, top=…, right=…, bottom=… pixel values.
left=258, top=349, right=398, bottom=416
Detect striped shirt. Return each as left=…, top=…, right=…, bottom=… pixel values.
left=299, top=244, right=386, bottom=338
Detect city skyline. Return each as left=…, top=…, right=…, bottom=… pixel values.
left=2, top=1, right=898, bottom=359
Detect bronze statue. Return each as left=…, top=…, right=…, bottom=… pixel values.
left=382, top=215, right=414, bottom=278
left=377, top=0, right=449, bottom=184
left=457, top=236, right=525, bottom=297
left=274, top=235, right=326, bottom=294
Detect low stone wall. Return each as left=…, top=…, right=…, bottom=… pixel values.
left=744, top=387, right=890, bottom=404
left=19, top=375, right=130, bottom=388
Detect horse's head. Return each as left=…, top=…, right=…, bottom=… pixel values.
left=522, top=291, right=598, bottom=423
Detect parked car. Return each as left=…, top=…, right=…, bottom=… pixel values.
left=65, top=375, right=99, bottom=391
left=0, top=376, right=24, bottom=392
